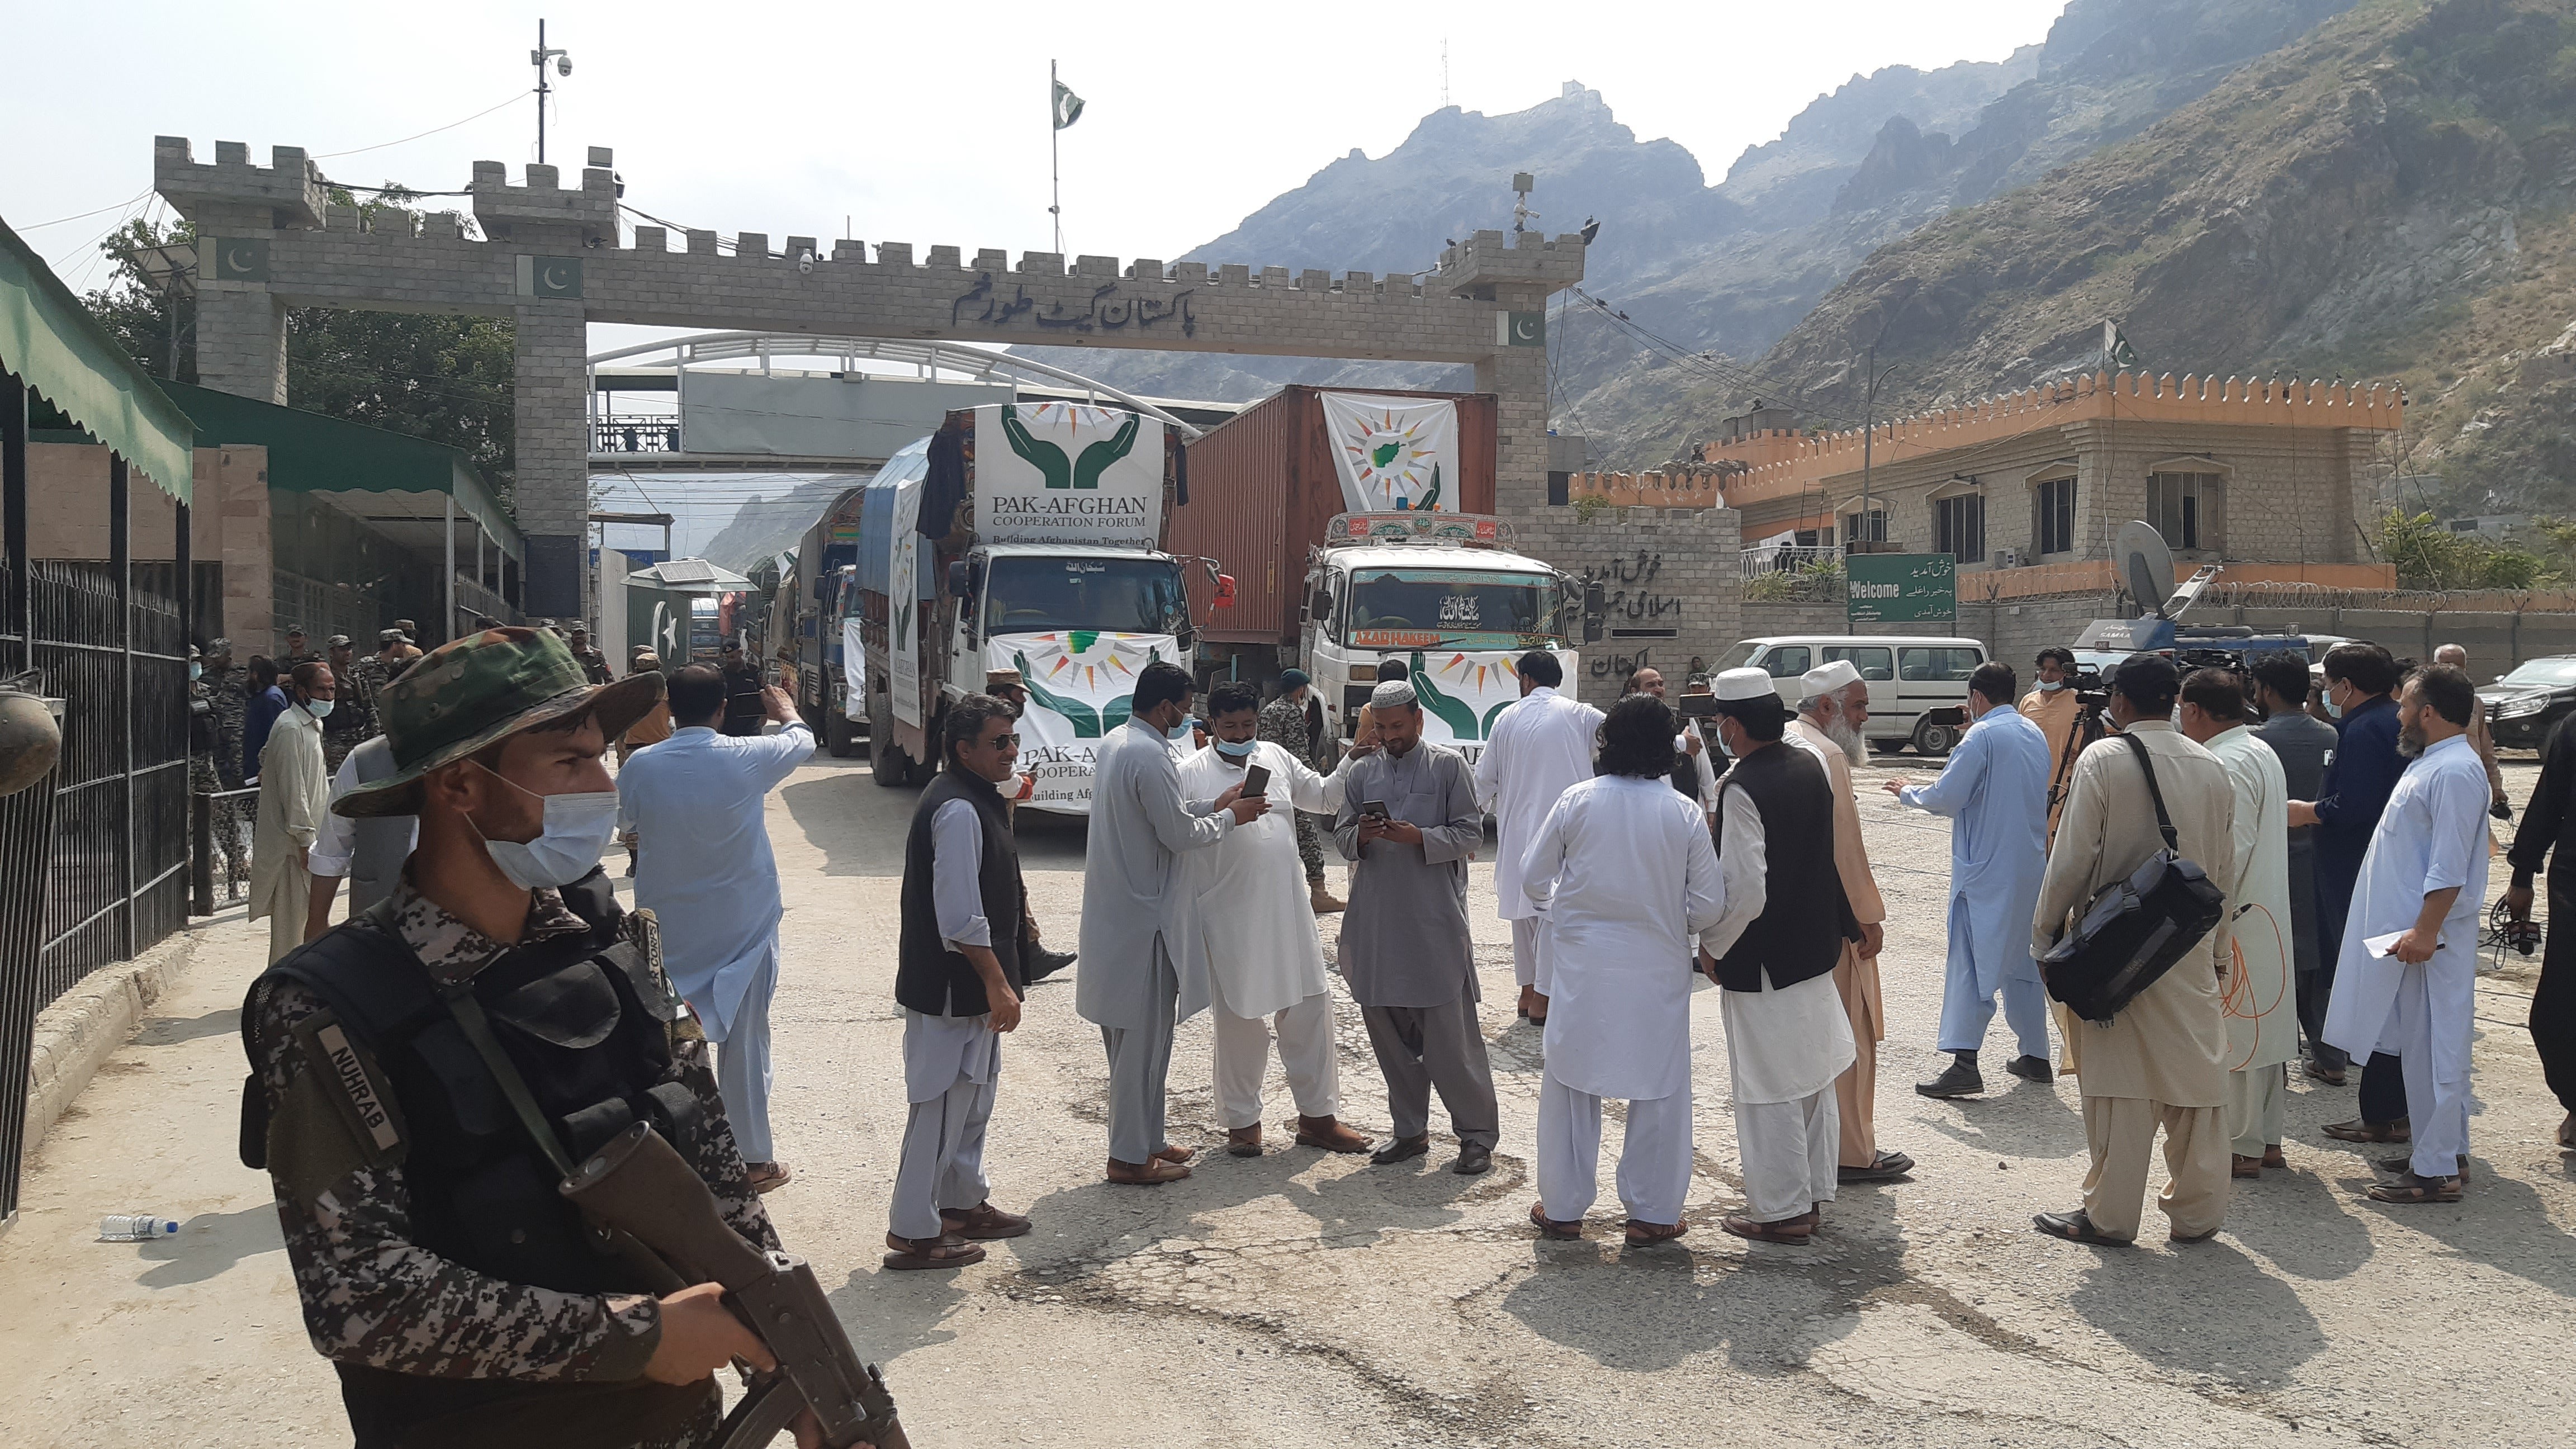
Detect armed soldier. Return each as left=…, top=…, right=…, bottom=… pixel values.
left=201, top=638, right=254, bottom=889
left=239, top=627, right=836, bottom=1448
left=321, top=634, right=381, bottom=774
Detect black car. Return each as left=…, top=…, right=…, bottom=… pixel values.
left=2481, top=655, right=2576, bottom=750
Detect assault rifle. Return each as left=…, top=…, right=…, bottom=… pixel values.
left=562, top=1121, right=911, bottom=1449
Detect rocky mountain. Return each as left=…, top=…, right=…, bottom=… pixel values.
left=1751, top=0, right=2576, bottom=518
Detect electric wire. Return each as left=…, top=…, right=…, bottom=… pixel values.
left=316, top=92, right=528, bottom=160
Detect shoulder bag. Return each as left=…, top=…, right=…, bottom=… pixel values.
left=2038, top=733, right=2229, bottom=1024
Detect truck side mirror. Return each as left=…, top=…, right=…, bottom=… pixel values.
left=1583, top=581, right=1606, bottom=644
left=1212, top=574, right=1237, bottom=608
left=1310, top=588, right=1333, bottom=623
left=946, top=560, right=971, bottom=599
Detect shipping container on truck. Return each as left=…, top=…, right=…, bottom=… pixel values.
left=1173, top=385, right=1595, bottom=766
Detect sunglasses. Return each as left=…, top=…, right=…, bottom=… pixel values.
left=983, top=733, right=1021, bottom=749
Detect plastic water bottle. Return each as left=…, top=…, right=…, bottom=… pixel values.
left=99, top=1214, right=179, bottom=1243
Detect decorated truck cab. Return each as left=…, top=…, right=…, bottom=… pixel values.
left=1302, top=513, right=1587, bottom=766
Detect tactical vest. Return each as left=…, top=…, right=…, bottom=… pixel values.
left=1711, top=742, right=1859, bottom=994
left=896, top=768, right=1025, bottom=1016
left=240, top=873, right=714, bottom=1448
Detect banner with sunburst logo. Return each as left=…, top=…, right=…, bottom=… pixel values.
left=1319, top=393, right=1459, bottom=514
left=989, top=629, right=1177, bottom=812
left=1406, top=647, right=1543, bottom=766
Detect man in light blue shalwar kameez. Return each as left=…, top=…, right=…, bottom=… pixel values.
left=618, top=666, right=816, bottom=1190
left=1887, top=662, right=2055, bottom=1098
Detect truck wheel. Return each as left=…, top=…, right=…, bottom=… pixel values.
left=824, top=707, right=856, bottom=758
left=870, top=725, right=910, bottom=787
left=1912, top=717, right=1958, bottom=757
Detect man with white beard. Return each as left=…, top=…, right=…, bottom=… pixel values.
left=1169, top=681, right=1374, bottom=1157
left=1787, top=661, right=1910, bottom=1183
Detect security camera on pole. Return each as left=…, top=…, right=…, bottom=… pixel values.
left=531, top=20, right=572, bottom=164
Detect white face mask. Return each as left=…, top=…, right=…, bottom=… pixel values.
left=471, top=765, right=621, bottom=889
left=302, top=698, right=334, bottom=720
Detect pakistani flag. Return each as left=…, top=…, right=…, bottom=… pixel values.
left=2103, top=319, right=2142, bottom=370
left=1052, top=78, right=1085, bottom=130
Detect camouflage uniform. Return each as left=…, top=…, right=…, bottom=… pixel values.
left=247, top=879, right=775, bottom=1447
left=574, top=647, right=613, bottom=686
left=201, top=662, right=255, bottom=894
left=321, top=659, right=380, bottom=775
left=190, top=675, right=250, bottom=885
left=1259, top=693, right=1329, bottom=884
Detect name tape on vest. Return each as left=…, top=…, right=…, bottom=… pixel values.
left=315, top=1022, right=401, bottom=1153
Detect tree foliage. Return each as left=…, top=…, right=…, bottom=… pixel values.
left=80, top=190, right=518, bottom=503
left=2379, top=508, right=2554, bottom=590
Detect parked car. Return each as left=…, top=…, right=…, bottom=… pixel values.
left=1712, top=633, right=1989, bottom=755
left=2483, top=655, right=2576, bottom=750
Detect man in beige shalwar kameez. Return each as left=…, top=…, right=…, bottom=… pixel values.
left=1787, top=660, right=1912, bottom=1182
left=2031, top=654, right=2238, bottom=1246
left=249, top=661, right=334, bottom=963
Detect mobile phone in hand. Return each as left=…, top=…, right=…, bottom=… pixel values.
left=1242, top=763, right=1270, bottom=799
left=1361, top=799, right=1389, bottom=820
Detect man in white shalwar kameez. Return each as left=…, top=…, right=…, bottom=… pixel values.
left=1888, top=661, right=2056, bottom=1096
left=1520, top=694, right=1725, bottom=1242
left=250, top=662, right=334, bottom=964
left=1699, top=669, right=1860, bottom=1244
left=1171, top=682, right=1372, bottom=1157
left=617, top=665, right=815, bottom=1188
left=1078, top=662, right=1268, bottom=1185
left=1474, top=649, right=1603, bottom=1023
left=2323, top=665, right=2491, bottom=1204
left=2176, top=669, right=2301, bottom=1177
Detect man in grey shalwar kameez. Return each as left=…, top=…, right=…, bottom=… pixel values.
left=1336, top=678, right=1499, bottom=1175
left=1077, top=662, right=1270, bottom=1185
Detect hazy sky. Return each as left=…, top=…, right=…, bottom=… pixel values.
left=6, top=0, right=2070, bottom=551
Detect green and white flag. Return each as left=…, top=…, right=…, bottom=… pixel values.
left=2104, top=319, right=2141, bottom=370
left=1052, top=78, right=1085, bottom=130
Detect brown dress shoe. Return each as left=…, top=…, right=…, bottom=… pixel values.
left=883, top=1231, right=986, bottom=1270
left=2261, top=1145, right=2288, bottom=1169
left=1106, top=1156, right=1192, bottom=1185
left=1292, top=1115, right=1374, bottom=1153
left=940, top=1201, right=1031, bottom=1239
left=1227, top=1125, right=1265, bottom=1157
left=1153, top=1144, right=1196, bottom=1166
left=1309, top=882, right=1347, bottom=914
left=2231, top=1154, right=2263, bottom=1179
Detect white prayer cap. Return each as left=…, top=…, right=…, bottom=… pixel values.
left=1712, top=667, right=1777, bottom=702
left=1800, top=659, right=1864, bottom=700
left=1370, top=678, right=1419, bottom=711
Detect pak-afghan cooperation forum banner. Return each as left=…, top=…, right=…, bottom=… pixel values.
left=972, top=402, right=1166, bottom=547
left=1319, top=393, right=1460, bottom=514
left=989, top=631, right=1178, bottom=813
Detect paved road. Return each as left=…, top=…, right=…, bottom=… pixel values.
left=2, top=748, right=2568, bottom=1448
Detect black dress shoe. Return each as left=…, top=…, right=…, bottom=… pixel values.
left=1451, top=1142, right=1494, bottom=1176
left=1370, top=1134, right=1430, bottom=1166
left=2005, top=1054, right=2053, bottom=1084
left=1022, top=946, right=1077, bottom=983
left=1916, top=1059, right=1985, bottom=1099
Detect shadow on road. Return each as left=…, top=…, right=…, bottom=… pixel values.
left=132, top=1008, right=242, bottom=1048
left=135, top=1204, right=285, bottom=1290
left=2068, top=1238, right=2326, bottom=1387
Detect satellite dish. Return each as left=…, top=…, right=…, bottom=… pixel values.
left=2116, top=520, right=2176, bottom=618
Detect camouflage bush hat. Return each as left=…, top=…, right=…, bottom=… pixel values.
left=334, top=626, right=663, bottom=818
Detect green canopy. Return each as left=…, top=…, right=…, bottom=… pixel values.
left=159, top=378, right=521, bottom=560
left=0, top=214, right=197, bottom=502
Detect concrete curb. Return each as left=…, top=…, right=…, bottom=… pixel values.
left=20, top=921, right=211, bottom=1162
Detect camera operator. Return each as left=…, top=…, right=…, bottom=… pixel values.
left=2018, top=647, right=2099, bottom=843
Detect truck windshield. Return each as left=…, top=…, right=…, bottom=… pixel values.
left=1343, top=568, right=1564, bottom=649
left=984, top=556, right=1190, bottom=637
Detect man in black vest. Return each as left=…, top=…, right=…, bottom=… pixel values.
left=240, top=627, right=803, bottom=1449
left=887, top=693, right=1034, bottom=1270
left=1697, top=667, right=1861, bottom=1245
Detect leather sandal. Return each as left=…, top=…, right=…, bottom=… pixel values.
left=1153, top=1144, right=1197, bottom=1166
left=2032, top=1209, right=2131, bottom=1246
left=2231, top=1154, right=2264, bottom=1180
left=1624, top=1218, right=1688, bottom=1245
left=745, top=1162, right=794, bottom=1194
left=883, top=1231, right=986, bottom=1270
left=1292, top=1115, right=1373, bottom=1153
left=2321, top=1117, right=2409, bottom=1144
left=1227, top=1125, right=1265, bottom=1158
left=1529, top=1201, right=1583, bottom=1239
left=2377, top=1152, right=2470, bottom=1184
left=1722, top=1211, right=1816, bottom=1244
left=1106, top=1156, right=1192, bottom=1185
left=2367, top=1171, right=2463, bottom=1204
left=2261, top=1145, right=2288, bottom=1169
left=940, top=1201, right=1031, bottom=1240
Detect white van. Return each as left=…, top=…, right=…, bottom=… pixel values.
left=1711, top=634, right=1991, bottom=756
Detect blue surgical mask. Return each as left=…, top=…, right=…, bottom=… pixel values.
left=1214, top=736, right=1258, bottom=758
left=1167, top=718, right=1196, bottom=742
left=189, top=661, right=203, bottom=681
left=2038, top=679, right=2064, bottom=693
left=2325, top=689, right=2343, bottom=720
left=470, top=763, right=621, bottom=889
left=302, top=698, right=334, bottom=720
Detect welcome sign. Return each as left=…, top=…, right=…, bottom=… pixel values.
left=989, top=629, right=1178, bottom=812
left=972, top=402, right=1166, bottom=548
